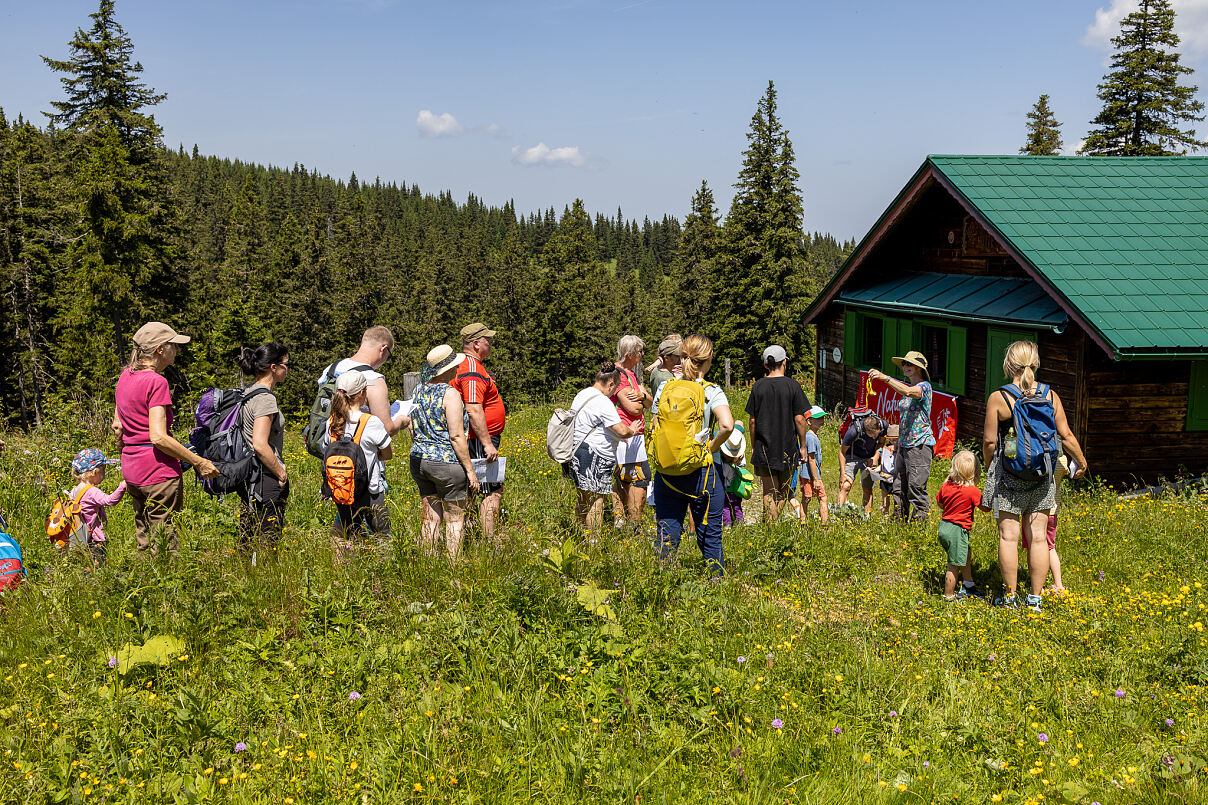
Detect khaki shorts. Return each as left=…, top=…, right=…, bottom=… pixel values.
left=409, top=455, right=469, bottom=502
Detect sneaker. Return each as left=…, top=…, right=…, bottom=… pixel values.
left=943, top=594, right=961, bottom=603
left=993, top=594, right=1019, bottom=608
left=1026, top=594, right=1042, bottom=613
left=956, top=586, right=984, bottom=601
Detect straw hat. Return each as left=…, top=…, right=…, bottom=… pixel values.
left=720, top=422, right=747, bottom=459
left=891, top=350, right=930, bottom=380
left=426, top=344, right=466, bottom=376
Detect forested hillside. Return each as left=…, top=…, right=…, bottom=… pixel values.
left=0, top=1, right=851, bottom=429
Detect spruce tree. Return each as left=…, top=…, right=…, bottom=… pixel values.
left=42, top=0, right=180, bottom=383
left=1020, top=94, right=1063, bottom=155
left=673, top=180, right=721, bottom=334
left=1081, top=0, right=1205, bottom=155
left=42, top=0, right=166, bottom=161
left=720, top=81, right=806, bottom=378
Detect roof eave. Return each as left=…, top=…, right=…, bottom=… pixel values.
left=838, top=298, right=1067, bottom=332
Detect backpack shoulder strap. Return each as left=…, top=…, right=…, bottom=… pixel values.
left=73, top=484, right=94, bottom=505
left=351, top=415, right=370, bottom=445
left=241, top=386, right=273, bottom=403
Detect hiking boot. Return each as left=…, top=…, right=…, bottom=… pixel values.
left=1026, top=594, right=1043, bottom=613
left=956, top=585, right=984, bottom=601
left=994, top=594, right=1019, bottom=608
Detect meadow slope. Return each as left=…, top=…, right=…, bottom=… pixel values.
left=1, top=396, right=1206, bottom=804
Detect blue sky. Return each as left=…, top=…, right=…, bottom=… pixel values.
left=2, top=0, right=1207, bottom=239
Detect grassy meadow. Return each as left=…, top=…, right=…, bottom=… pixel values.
left=1, top=391, right=1206, bottom=804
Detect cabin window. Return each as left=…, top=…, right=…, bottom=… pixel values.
left=1189, top=361, right=1208, bottom=432
left=844, top=308, right=966, bottom=395
left=861, top=316, right=884, bottom=369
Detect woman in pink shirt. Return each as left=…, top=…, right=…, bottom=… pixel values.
left=111, top=322, right=219, bottom=555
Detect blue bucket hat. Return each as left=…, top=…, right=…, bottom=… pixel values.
left=72, top=449, right=119, bottom=475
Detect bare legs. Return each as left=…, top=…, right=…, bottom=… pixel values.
left=759, top=472, right=791, bottom=521
left=576, top=490, right=607, bottom=531
left=997, top=511, right=1051, bottom=598
left=419, top=495, right=467, bottom=559
left=478, top=488, right=503, bottom=545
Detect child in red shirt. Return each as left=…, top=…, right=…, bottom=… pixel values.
left=935, top=450, right=990, bottom=601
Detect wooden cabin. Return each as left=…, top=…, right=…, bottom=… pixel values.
left=803, top=155, right=1208, bottom=486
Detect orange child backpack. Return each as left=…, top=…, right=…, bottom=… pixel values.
left=321, top=416, right=371, bottom=507
left=46, top=485, right=92, bottom=549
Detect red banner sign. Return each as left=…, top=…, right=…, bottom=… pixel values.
left=852, top=370, right=958, bottom=459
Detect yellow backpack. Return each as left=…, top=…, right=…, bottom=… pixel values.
left=648, top=379, right=713, bottom=476
left=46, top=484, right=92, bottom=549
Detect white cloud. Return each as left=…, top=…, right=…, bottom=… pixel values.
left=416, top=110, right=463, bottom=138
left=511, top=142, right=586, bottom=167
left=1084, top=0, right=1208, bottom=59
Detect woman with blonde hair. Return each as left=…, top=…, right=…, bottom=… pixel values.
left=112, top=322, right=219, bottom=556
left=649, top=334, right=734, bottom=576
left=982, top=340, right=1088, bottom=611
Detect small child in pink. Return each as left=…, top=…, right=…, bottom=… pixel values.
left=69, top=449, right=127, bottom=565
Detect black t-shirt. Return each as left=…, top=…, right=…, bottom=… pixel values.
left=745, top=376, right=810, bottom=470
left=842, top=417, right=887, bottom=462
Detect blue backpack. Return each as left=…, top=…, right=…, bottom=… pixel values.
left=999, top=383, right=1059, bottom=482
left=0, top=525, right=25, bottom=593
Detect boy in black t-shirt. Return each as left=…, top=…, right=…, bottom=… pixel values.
left=745, top=345, right=810, bottom=521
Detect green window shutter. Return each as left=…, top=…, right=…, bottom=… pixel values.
left=986, top=327, right=1037, bottom=396
left=881, top=316, right=899, bottom=375
left=946, top=325, right=967, bottom=395
left=1189, top=361, right=1208, bottom=432
left=844, top=309, right=860, bottom=369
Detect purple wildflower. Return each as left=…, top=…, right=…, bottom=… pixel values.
left=988, top=654, right=996, bottom=662
left=234, top=742, right=247, bottom=752
left=832, top=727, right=842, bottom=735
left=1038, top=733, right=1049, bottom=743
left=737, top=656, right=746, bottom=664
left=1098, top=570, right=1105, bottom=582
left=348, top=691, right=362, bottom=701
left=772, top=719, right=784, bottom=729
left=923, top=761, right=930, bottom=768
left=1114, top=689, right=1125, bottom=698
left=107, top=656, right=118, bottom=668
left=889, top=711, right=898, bottom=718
left=1165, top=719, right=1175, bottom=727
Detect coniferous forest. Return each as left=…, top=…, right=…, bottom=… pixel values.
left=0, top=1, right=851, bottom=429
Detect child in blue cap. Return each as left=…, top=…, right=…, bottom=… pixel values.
left=70, top=449, right=126, bottom=565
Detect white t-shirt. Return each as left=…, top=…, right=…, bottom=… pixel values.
left=318, top=358, right=385, bottom=389
left=322, top=413, right=392, bottom=494
left=572, top=387, right=621, bottom=455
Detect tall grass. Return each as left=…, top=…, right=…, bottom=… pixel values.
left=0, top=398, right=1205, bottom=804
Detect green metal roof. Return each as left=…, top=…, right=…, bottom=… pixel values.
left=839, top=272, right=1067, bottom=330
left=928, top=155, right=1208, bottom=357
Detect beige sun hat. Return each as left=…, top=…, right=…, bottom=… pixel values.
left=720, top=423, right=747, bottom=459
left=426, top=344, right=466, bottom=376
left=892, top=350, right=930, bottom=380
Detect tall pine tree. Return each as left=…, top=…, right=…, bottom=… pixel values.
left=1020, top=94, right=1063, bottom=155
left=719, top=81, right=806, bottom=378
left=42, top=0, right=180, bottom=388
left=1081, top=0, right=1205, bottom=155
left=672, top=180, right=721, bottom=335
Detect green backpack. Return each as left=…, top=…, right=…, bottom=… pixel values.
left=302, top=360, right=371, bottom=458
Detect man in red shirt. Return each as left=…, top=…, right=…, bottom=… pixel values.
left=611, top=335, right=652, bottom=529
left=452, top=322, right=507, bottom=543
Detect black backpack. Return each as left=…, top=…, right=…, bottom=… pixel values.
left=190, top=386, right=272, bottom=496
left=303, top=359, right=372, bottom=458
left=321, top=416, right=371, bottom=509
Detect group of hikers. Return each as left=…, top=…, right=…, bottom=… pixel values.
left=560, top=333, right=1089, bottom=609
left=24, top=318, right=1089, bottom=610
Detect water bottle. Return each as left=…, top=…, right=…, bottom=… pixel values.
left=1004, top=428, right=1017, bottom=460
